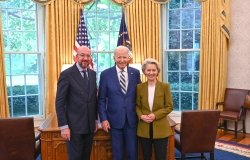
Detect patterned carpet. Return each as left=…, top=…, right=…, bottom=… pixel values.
left=174, top=140, right=250, bottom=160
left=215, top=140, right=250, bottom=158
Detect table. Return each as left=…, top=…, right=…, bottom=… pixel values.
left=38, top=114, right=176, bottom=160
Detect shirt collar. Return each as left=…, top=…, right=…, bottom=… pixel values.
left=76, top=63, right=87, bottom=72
left=116, top=65, right=128, bottom=73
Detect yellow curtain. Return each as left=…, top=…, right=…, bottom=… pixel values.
left=0, top=11, right=9, bottom=118
left=198, top=0, right=230, bottom=110
left=45, top=0, right=82, bottom=115
left=126, top=0, right=162, bottom=81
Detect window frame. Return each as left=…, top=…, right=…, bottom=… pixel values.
left=1, top=1, right=46, bottom=118
left=161, top=0, right=201, bottom=115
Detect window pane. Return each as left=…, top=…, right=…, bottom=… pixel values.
left=110, top=1, right=121, bottom=11
left=172, top=92, right=179, bottom=111
left=168, top=52, right=179, bottom=70
left=85, top=12, right=96, bottom=31
left=180, top=92, right=192, bottom=110
left=194, top=29, right=200, bottom=49
left=98, top=32, right=109, bottom=50
left=181, top=52, right=193, bottom=71
left=23, top=32, right=37, bottom=51
left=21, top=0, right=36, bottom=10
left=4, top=54, right=11, bottom=75
left=182, top=0, right=194, bottom=8
left=98, top=53, right=112, bottom=71
left=193, top=93, right=198, bottom=110
left=2, top=10, right=7, bottom=29
left=110, top=12, right=120, bottom=31
left=12, top=76, right=25, bottom=95
left=169, top=72, right=179, bottom=91
left=181, top=10, right=193, bottom=29
left=97, top=12, right=109, bottom=31
left=6, top=76, right=11, bottom=95
left=169, top=30, right=180, bottom=49
left=182, top=30, right=193, bottom=49
left=169, top=10, right=180, bottom=29
left=11, top=54, right=24, bottom=75
left=97, top=0, right=109, bottom=12
left=195, top=9, right=201, bottom=28
left=7, top=0, right=21, bottom=9
left=194, top=52, right=200, bottom=71
left=9, top=31, right=22, bottom=51
left=25, top=54, right=38, bottom=74
left=22, top=11, right=36, bottom=30
left=89, top=32, right=98, bottom=50
left=27, top=96, right=39, bottom=115
left=8, top=97, right=13, bottom=116
left=193, top=72, right=199, bottom=91
left=3, top=32, right=8, bottom=50
left=169, top=0, right=180, bottom=9
left=13, top=97, right=25, bottom=117
left=26, top=75, right=39, bottom=94
left=181, top=72, right=192, bottom=91
left=8, top=10, right=21, bottom=30
left=110, top=32, right=119, bottom=50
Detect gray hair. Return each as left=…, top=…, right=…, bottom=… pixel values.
left=114, top=46, right=130, bottom=56
left=141, top=58, right=160, bottom=74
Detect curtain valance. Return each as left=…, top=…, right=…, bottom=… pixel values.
left=32, top=0, right=173, bottom=6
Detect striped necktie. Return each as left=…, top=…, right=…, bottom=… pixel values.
left=120, top=70, right=126, bottom=94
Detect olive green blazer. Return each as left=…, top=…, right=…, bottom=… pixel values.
left=136, top=81, right=173, bottom=139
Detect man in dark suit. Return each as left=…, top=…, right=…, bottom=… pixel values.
left=98, top=46, right=141, bottom=160
left=55, top=46, right=98, bottom=160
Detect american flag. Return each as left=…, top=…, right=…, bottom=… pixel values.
left=73, top=9, right=93, bottom=69
left=117, top=11, right=132, bottom=52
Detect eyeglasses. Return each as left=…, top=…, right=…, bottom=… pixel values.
left=77, top=54, right=91, bottom=58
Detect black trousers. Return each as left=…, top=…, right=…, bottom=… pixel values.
left=138, top=123, right=168, bottom=160
left=67, top=133, right=94, bottom=160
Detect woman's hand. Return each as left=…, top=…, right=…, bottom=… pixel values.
left=141, top=114, right=154, bottom=123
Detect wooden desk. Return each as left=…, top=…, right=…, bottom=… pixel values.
left=39, top=114, right=176, bottom=160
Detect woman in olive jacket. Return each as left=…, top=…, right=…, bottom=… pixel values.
left=136, top=58, right=173, bottom=160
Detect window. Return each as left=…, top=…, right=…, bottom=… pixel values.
left=1, top=0, right=45, bottom=117
left=84, top=0, right=122, bottom=82
left=163, top=0, right=201, bottom=111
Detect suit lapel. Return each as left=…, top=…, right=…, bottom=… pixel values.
left=127, top=67, right=136, bottom=95
left=87, top=68, right=96, bottom=96
left=111, top=67, right=125, bottom=95
left=142, top=83, right=150, bottom=110
left=152, top=82, right=161, bottom=110
left=71, top=64, right=88, bottom=91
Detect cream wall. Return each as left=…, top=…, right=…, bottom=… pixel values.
left=228, top=0, right=250, bottom=133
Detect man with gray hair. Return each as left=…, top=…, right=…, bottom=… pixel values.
left=98, top=46, right=141, bottom=160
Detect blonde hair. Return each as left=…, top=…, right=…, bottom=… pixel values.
left=141, top=58, right=160, bottom=74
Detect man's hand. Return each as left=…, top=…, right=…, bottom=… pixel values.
left=101, top=120, right=110, bottom=133
left=61, top=128, right=70, bottom=141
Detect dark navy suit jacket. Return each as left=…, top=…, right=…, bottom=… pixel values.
left=98, top=66, right=141, bottom=129
left=55, top=64, right=97, bottom=134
